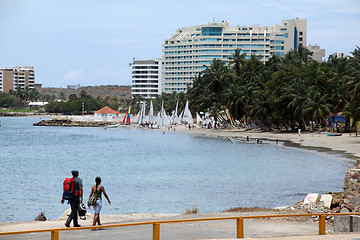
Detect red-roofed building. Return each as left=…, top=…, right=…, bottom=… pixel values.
left=94, top=106, right=120, bottom=119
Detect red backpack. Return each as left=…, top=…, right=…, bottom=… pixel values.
left=63, top=177, right=76, bottom=200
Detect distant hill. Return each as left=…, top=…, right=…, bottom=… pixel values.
left=37, top=85, right=132, bottom=99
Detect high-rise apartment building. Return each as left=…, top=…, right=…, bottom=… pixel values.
left=0, top=67, right=35, bottom=93
left=131, top=58, right=163, bottom=99
left=162, top=19, right=306, bottom=93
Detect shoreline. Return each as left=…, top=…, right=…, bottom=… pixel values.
left=173, top=127, right=360, bottom=160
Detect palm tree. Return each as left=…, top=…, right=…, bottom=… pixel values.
left=203, top=59, right=231, bottom=103
left=304, top=91, right=332, bottom=129
left=345, top=46, right=360, bottom=101
left=343, top=100, right=360, bottom=136
left=296, top=45, right=313, bottom=64
left=202, top=59, right=232, bottom=121
left=243, top=55, right=264, bottom=83
left=223, top=79, right=243, bottom=121
left=229, top=48, right=246, bottom=76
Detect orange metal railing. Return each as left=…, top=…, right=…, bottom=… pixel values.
left=1, top=212, right=360, bottom=240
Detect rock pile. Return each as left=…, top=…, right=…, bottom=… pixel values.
left=33, top=119, right=113, bottom=127
left=342, top=160, right=360, bottom=212
left=276, top=193, right=342, bottom=223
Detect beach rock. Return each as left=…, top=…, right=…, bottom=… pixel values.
left=332, top=197, right=341, bottom=207
left=33, top=119, right=113, bottom=127
left=303, top=193, right=319, bottom=205
left=342, top=169, right=360, bottom=212
left=320, top=194, right=333, bottom=209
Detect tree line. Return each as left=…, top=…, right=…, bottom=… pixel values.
left=186, top=46, right=360, bottom=134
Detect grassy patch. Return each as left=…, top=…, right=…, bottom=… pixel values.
left=184, top=206, right=199, bottom=215
left=223, top=206, right=274, bottom=213
left=34, top=212, right=47, bottom=221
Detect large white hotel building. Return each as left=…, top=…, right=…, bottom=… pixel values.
left=162, top=19, right=307, bottom=93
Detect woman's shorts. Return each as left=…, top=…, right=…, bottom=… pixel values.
left=94, top=199, right=102, bottom=214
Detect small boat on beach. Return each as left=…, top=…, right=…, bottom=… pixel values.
left=325, top=133, right=342, bottom=136
left=228, top=137, right=262, bottom=144
left=105, top=123, right=120, bottom=128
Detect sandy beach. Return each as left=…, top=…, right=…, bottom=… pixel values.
left=173, top=126, right=360, bottom=159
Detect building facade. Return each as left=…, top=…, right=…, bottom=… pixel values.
left=0, top=67, right=35, bottom=93
left=307, top=44, right=325, bottom=62
left=162, top=19, right=306, bottom=93
left=131, top=58, right=162, bottom=98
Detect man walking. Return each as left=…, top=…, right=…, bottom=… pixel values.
left=61, top=170, right=83, bottom=227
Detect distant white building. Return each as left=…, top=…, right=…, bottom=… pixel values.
left=28, top=101, right=49, bottom=107
left=332, top=51, right=346, bottom=58
left=307, top=44, right=325, bottom=62
left=94, top=106, right=120, bottom=120
left=131, top=58, right=163, bottom=99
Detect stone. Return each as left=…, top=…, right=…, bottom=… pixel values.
left=303, top=193, right=319, bottom=204
left=334, top=208, right=351, bottom=232
left=332, top=197, right=341, bottom=207
left=320, top=194, right=332, bottom=209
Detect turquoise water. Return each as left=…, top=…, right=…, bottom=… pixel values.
left=0, top=117, right=353, bottom=223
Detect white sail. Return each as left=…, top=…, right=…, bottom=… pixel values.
left=178, top=109, right=184, bottom=124
left=137, top=100, right=146, bottom=125
left=135, top=110, right=140, bottom=124
left=182, top=100, right=193, bottom=124
left=158, top=101, right=167, bottom=127
left=148, top=100, right=154, bottom=124
left=171, top=101, right=179, bottom=125
left=196, top=112, right=202, bottom=124
left=163, top=113, right=171, bottom=126
left=156, top=112, right=161, bottom=126
left=203, top=111, right=211, bottom=125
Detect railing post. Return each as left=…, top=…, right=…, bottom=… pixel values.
left=153, top=223, right=160, bottom=240
left=51, top=230, right=59, bottom=240
left=236, top=218, right=244, bottom=238
left=319, top=215, right=326, bottom=235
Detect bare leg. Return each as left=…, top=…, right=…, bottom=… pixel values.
left=97, top=214, right=101, bottom=225
left=93, top=214, right=99, bottom=226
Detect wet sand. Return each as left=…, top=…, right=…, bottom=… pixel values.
left=174, top=126, right=360, bottom=159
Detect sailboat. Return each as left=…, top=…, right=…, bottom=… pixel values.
left=156, top=101, right=171, bottom=127
left=148, top=100, right=155, bottom=125
left=171, top=101, right=179, bottom=125
left=196, top=112, right=202, bottom=124
left=181, top=100, right=194, bottom=124
left=137, top=100, right=146, bottom=125
left=122, top=101, right=131, bottom=125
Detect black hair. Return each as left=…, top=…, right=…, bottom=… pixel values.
left=95, top=176, right=101, bottom=190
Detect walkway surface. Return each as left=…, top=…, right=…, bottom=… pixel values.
left=2, top=212, right=360, bottom=240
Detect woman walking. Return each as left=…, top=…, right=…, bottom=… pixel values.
left=88, top=176, right=111, bottom=228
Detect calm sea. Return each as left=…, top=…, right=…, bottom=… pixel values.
left=0, top=117, right=353, bottom=223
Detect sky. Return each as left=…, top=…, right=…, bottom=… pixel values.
left=0, top=0, right=359, bottom=88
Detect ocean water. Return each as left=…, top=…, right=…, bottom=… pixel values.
left=0, top=117, right=354, bottom=223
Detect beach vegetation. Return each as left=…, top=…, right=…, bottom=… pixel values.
left=184, top=205, right=199, bottom=215
left=34, top=211, right=47, bottom=221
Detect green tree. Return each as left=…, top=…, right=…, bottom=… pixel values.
left=229, top=48, right=246, bottom=76
left=344, top=100, right=360, bottom=136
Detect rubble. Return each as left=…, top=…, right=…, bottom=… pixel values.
left=33, top=119, right=113, bottom=127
